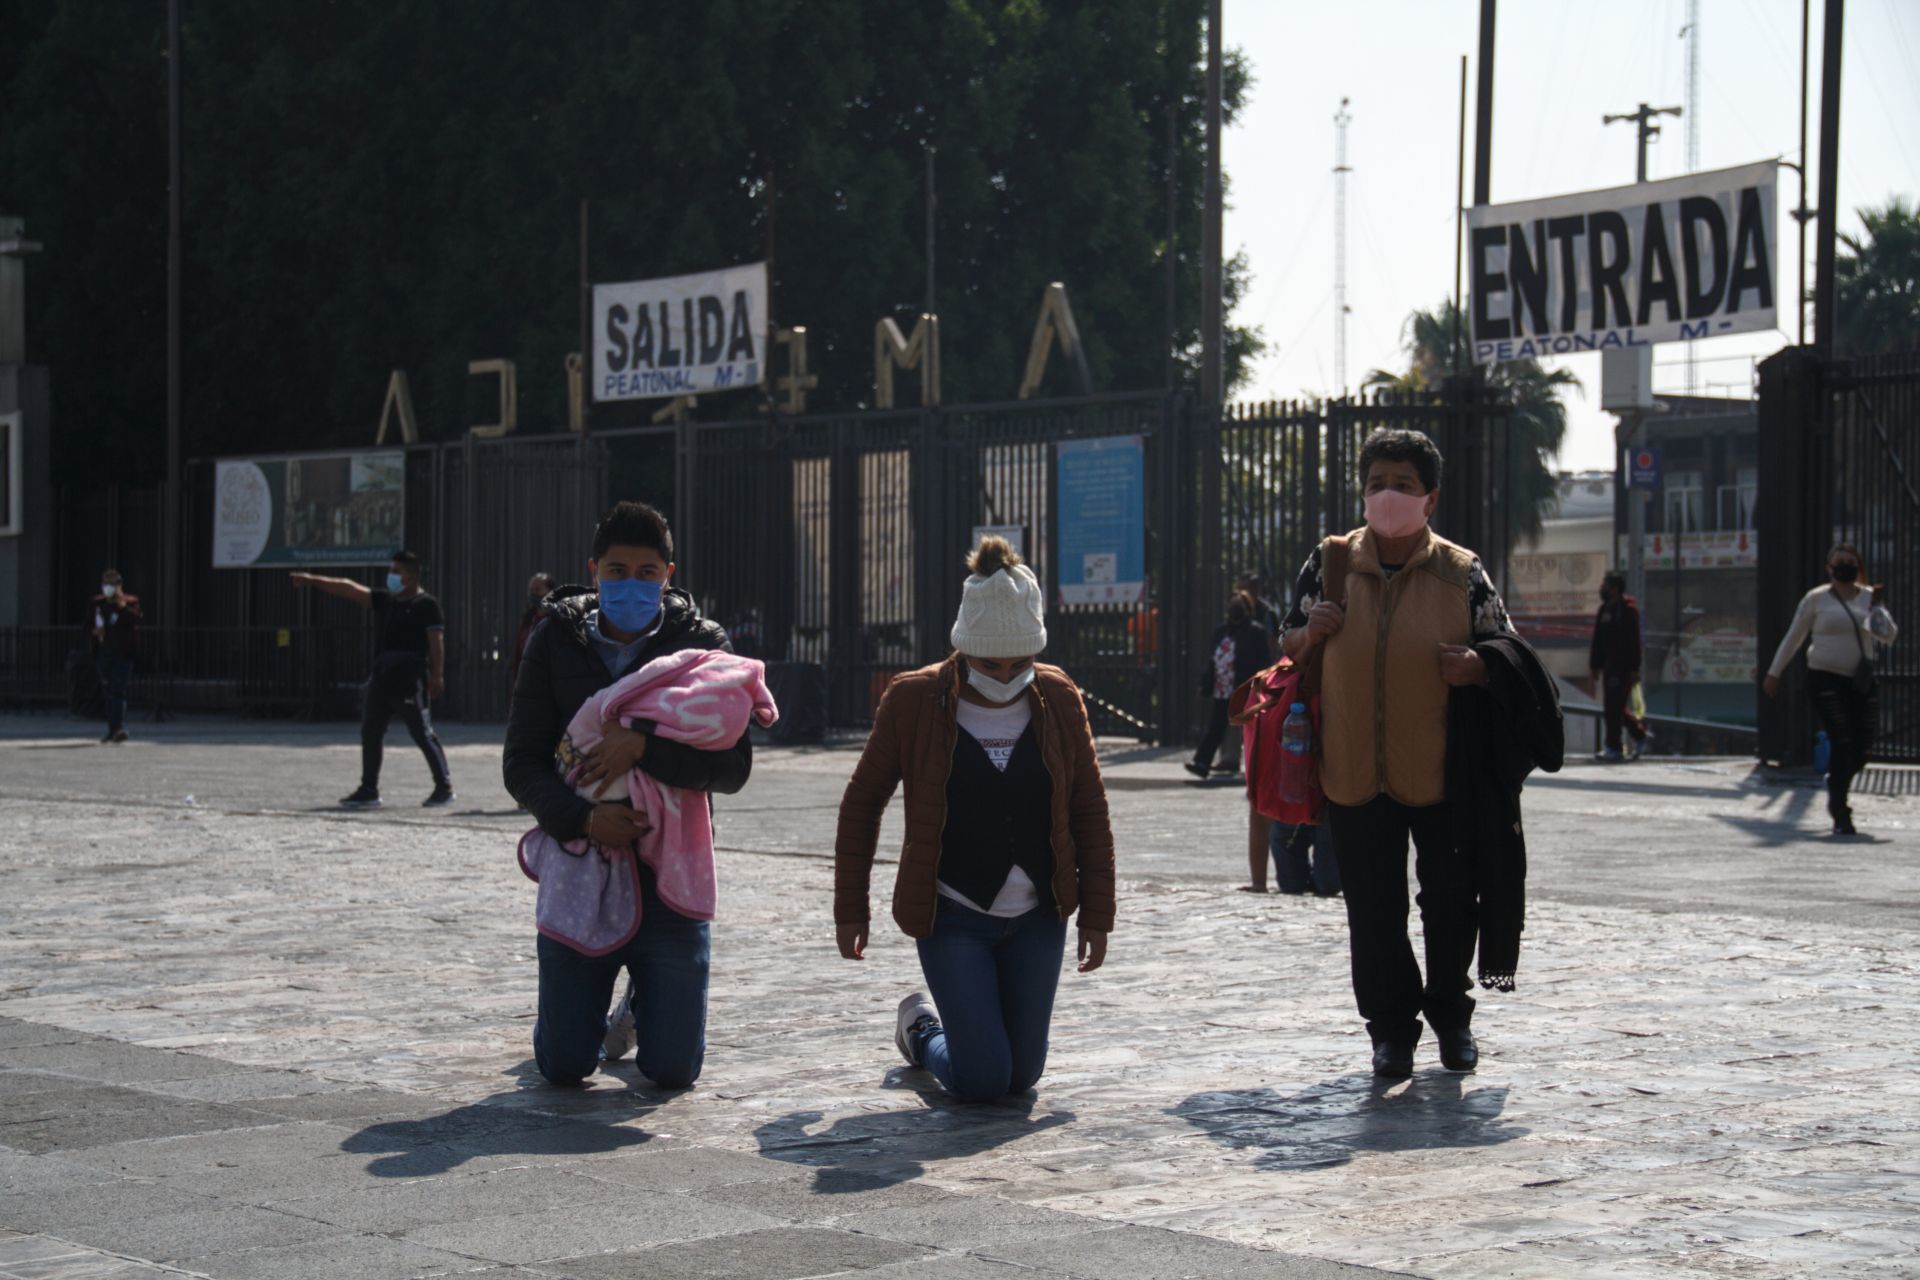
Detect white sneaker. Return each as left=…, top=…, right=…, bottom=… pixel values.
left=895, top=991, right=940, bottom=1067
left=602, top=974, right=637, bottom=1063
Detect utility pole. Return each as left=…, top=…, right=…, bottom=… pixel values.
left=1603, top=101, right=1679, bottom=613
left=1200, top=0, right=1223, bottom=407
left=163, top=0, right=183, bottom=635
left=1332, top=99, right=1352, bottom=397
left=1601, top=102, right=1683, bottom=184
left=1452, top=56, right=1467, bottom=376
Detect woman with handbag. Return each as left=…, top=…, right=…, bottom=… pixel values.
left=1763, top=543, right=1899, bottom=836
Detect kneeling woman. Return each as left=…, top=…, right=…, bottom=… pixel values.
left=834, top=537, right=1115, bottom=1102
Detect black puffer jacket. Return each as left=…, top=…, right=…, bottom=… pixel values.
left=503, top=584, right=750, bottom=841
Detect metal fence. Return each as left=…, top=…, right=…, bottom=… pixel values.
left=10, top=390, right=1520, bottom=741
left=1758, top=348, right=1920, bottom=764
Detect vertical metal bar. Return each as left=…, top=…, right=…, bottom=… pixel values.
left=1453, top=54, right=1468, bottom=374
left=1472, top=0, right=1496, bottom=206
left=1812, top=0, right=1844, bottom=355
left=1200, top=0, right=1224, bottom=406
left=163, top=0, right=183, bottom=636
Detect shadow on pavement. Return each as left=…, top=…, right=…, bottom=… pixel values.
left=749, top=1079, right=1075, bottom=1190
left=1172, top=1072, right=1525, bottom=1172
left=338, top=1091, right=661, bottom=1177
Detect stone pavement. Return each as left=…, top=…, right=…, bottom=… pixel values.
left=1, top=714, right=1917, bottom=1278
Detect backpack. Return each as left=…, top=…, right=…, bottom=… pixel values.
left=1231, top=536, right=1350, bottom=824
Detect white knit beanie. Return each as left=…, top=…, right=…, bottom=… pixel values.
left=950, top=564, right=1048, bottom=658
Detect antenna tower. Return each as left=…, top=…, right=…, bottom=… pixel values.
left=1333, top=97, right=1352, bottom=397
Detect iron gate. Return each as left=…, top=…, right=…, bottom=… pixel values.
left=1759, top=348, right=1920, bottom=764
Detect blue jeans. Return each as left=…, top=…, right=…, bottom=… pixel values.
left=533, top=865, right=709, bottom=1088
left=96, top=655, right=132, bottom=733
left=1271, top=821, right=1341, bottom=896
left=912, top=897, right=1067, bottom=1103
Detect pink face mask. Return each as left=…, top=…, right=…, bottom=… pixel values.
left=1364, top=488, right=1431, bottom=540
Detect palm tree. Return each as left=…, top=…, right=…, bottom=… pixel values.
left=1834, top=197, right=1920, bottom=357
left=1364, top=300, right=1579, bottom=541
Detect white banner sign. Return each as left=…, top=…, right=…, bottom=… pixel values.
left=593, top=261, right=768, bottom=402
left=1469, top=161, right=1776, bottom=364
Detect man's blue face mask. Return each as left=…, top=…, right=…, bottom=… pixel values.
left=598, top=576, right=663, bottom=634
left=386, top=572, right=404, bottom=593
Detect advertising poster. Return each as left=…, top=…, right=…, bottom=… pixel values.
left=1056, top=435, right=1146, bottom=606
left=213, top=451, right=406, bottom=568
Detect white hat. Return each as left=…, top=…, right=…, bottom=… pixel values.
left=950, top=564, right=1048, bottom=658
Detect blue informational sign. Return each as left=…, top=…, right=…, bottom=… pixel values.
left=1055, top=435, right=1147, bottom=606
left=1628, top=444, right=1663, bottom=489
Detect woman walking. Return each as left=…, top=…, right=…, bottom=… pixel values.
left=1184, top=591, right=1275, bottom=780
left=834, top=536, right=1115, bottom=1103
left=1764, top=543, right=1899, bottom=836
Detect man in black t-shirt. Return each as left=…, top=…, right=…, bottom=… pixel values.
left=293, top=549, right=453, bottom=808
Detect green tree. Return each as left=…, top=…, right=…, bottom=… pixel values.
left=1834, top=196, right=1920, bottom=357
left=2, top=0, right=1263, bottom=487
left=1363, top=301, right=1578, bottom=541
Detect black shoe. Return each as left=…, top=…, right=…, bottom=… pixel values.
left=1437, top=1026, right=1478, bottom=1073
left=1371, top=1041, right=1414, bottom=1079
left=1182, top=762, right=1209, bottom=780
left=340, top=786, right=382, bottom=809
left=100, top=731, right=115, bottom=744
left=423, top=786, right=456, bottom=808
left=1832, top=815, right=1858, bottom=836
left=110, top=729, right=129, bottom=744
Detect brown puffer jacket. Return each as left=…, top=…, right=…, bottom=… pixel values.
left=835, top=655, right=1116, bottom=939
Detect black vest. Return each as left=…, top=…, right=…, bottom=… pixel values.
left=940, top=723, right=1057, bottom=912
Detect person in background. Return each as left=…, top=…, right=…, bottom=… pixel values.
left=835, top=535, right=1114, bottom=1104
left=1270, top=821, right=1342, bottom=897
left=1236, top=570, right=1283, bottom=642
left=87, top=568, right=142, bottom=744
left=1218, top=573, right=1281, bottom=777
left=512, top=572, right=555, bottom=691
left=1185, top=591, right=1273, bottom=781
left=1763, top=543, right=1899, bottom=836
left=293, top=550, right=453, bottom=808
left=1589, top=571, right=1650, bottom=762
left=1280, top=428, right=1515, bottom=1080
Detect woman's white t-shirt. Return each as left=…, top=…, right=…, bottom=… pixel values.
left=937, top=697, right=1043, bottom=918
left=1767, top=584, right=1899, bottom=678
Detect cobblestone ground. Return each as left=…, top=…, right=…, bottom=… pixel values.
left=1, top=715, right=1917, bottom=1278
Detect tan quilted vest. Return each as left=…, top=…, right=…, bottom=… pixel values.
left=1318, top=527, right=1474, bottom=807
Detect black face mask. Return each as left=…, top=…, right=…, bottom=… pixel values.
left=1600, top=589, right=1614, bottom=603
left=1831, top=563, right=1860, bottom=584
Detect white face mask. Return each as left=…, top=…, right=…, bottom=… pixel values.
left=101, top=583, right=118, bottom=598
left=966, top=663, right=1036, bottom=704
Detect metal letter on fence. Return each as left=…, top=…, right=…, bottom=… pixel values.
left=375, top=369, right=420, bottom=445
left=1017, top=282, right=1094, bottom=400
left=774, top=326, right=819, bottom=414
left=874, top=314, right=941, bottom=409
left=466, top=359, right=518, bottom=439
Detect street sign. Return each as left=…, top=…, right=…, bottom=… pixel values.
left=1628, top=445, right=1663, bottom=489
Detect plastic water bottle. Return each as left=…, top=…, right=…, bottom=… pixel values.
left=1813, top=730, right=1831, bottom=773
left=1280, top=702, right=1313, bottom=805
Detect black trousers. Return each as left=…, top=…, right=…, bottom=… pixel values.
left=1326, top=794, right=1476, bottom=1046
left=1601, top=674, right=1648, bottom=753
left=1193, top=698, right=1232, bottom=770
left=361, top=672, right=451, bottom=792
left=1807, top=669, right=1877, bottom=820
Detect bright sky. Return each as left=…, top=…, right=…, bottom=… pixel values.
left=1225, top=0, right=1920, bottom=471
